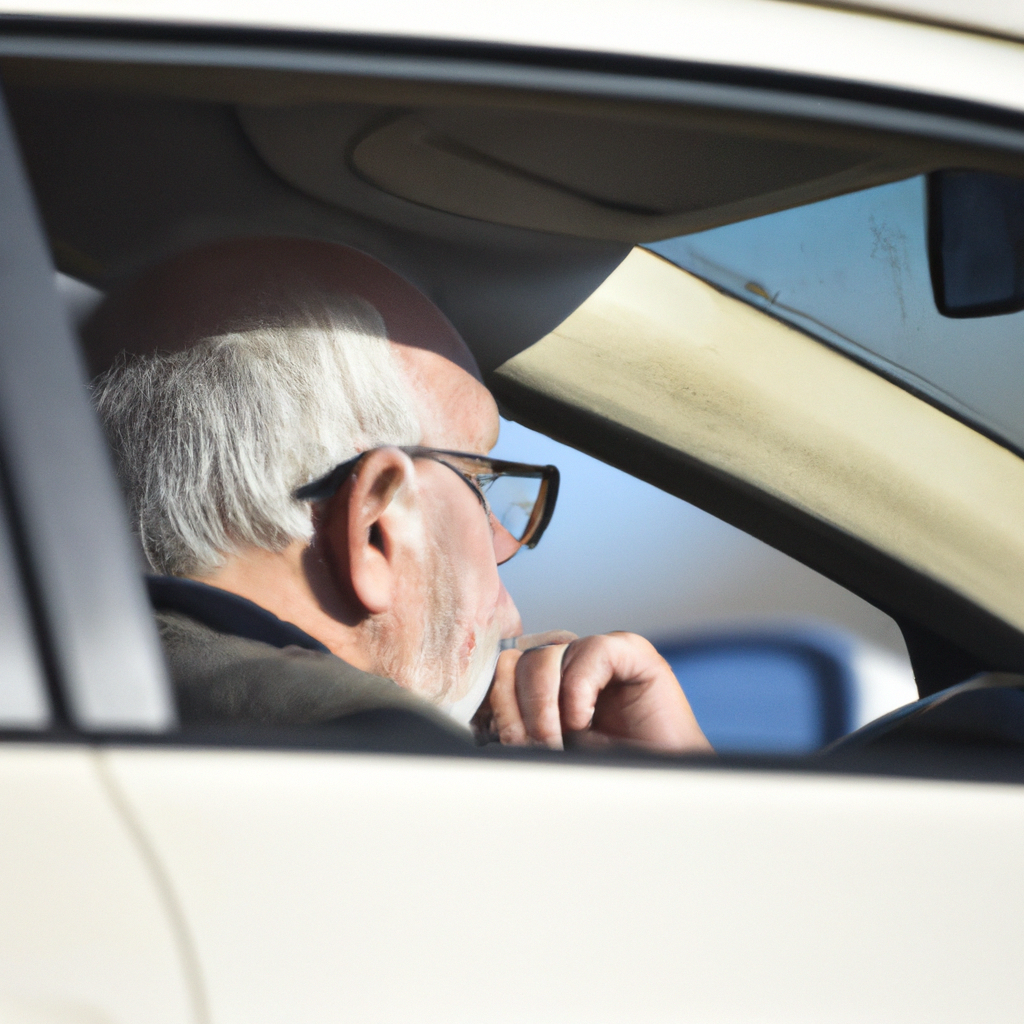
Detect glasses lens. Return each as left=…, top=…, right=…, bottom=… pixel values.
left=478, top=473, right=543, bottom=542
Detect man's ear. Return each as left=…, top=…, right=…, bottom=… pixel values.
left=316, top=448, right=415, bottom=616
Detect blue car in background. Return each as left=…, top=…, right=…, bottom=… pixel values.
left=659, top=626, right=917, bottom=754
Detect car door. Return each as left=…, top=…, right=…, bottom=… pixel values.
left=100, top=738, right=1024, bottom=1024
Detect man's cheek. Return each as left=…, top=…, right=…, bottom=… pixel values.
left=441, top=516, right=502, bottom=615
left=467, top=557, right=514, bottom=638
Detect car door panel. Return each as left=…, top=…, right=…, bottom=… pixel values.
left=0, top=745, right=200, bottom=1024
left=105, top=745, right=1024, bottom=1023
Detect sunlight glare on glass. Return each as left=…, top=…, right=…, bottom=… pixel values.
left=481, top=474, right=541, bottom=540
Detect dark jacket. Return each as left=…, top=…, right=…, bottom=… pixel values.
left=148, top=576, right=456, bottom=730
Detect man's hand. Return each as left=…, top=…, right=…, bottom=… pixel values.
left=473, top=632, right=712, bottom=755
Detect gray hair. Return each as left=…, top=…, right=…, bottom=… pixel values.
left=93, top=297, right=421, bottom=577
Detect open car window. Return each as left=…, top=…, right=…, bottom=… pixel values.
left=3, top=32, right=1024, bottom=770
left=494, top=417, right=917, bottom=754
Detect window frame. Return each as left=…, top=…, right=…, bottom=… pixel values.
left=0, top=80, right=173, bottom=732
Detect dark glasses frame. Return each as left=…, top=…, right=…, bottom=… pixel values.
left=294, top=446, right=560, bottom=556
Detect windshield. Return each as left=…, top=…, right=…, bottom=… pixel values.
left=647, top=175, right=1024, bottom=455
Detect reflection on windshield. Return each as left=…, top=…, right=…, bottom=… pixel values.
left=647, top=175, right=1024, bottom=454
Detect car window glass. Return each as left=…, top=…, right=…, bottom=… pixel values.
left=646, top=175, right=1024, bottom=455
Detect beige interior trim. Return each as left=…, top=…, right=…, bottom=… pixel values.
left=346, top=110, right=925, bottom=242
left=495, top=247, right=1024, bottom=632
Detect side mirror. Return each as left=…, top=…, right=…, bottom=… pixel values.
left=658, top=633, right=852, bottom=754
left=928, top=169, right=1024, bottom=318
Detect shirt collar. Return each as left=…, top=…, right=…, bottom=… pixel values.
left=146, top=575, right=330, bottom=654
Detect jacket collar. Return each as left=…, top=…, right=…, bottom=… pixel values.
left=146, top=575, right=330, bottom=654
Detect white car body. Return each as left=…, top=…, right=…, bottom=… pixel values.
left=0, top=2, right=1022, bottom=1022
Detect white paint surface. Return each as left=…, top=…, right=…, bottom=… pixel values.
left=3, top=0, right=1024, bottom=117
left=812, top=0, right=1024, bottom=39
left=107, top=744, right=1024, bottom=1023
left=0, top=746, right=198, bottom=1024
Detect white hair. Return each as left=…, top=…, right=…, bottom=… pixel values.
left=93, top=296, right=421, bottom=577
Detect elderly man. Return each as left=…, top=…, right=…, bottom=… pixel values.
left=86, top=237, right=709, bottom=753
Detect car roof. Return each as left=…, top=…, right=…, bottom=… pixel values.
left=810, top=0, right=1024, bottom=41
left=3, top=0, right=1024, bottom=113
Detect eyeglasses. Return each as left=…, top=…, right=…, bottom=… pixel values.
left=294, top=446, right=559, bottom=564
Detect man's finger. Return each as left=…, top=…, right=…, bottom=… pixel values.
left=560, top=633, right=711, bottom=752
left=488, top=648, right=529, bottom=746
left=514, top=644, right=569, bottom=749
left=557, top=634, right=641, bottom=732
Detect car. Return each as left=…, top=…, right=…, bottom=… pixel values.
left=0, top=1, right=1023, bottom=1022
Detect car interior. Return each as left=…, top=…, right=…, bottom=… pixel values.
left=2, top=29, right=1024, bottom=768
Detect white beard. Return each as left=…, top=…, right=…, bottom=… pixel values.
left=443, top=626, right=503, bottom=726
left=366, top=540, right=503, bottom=725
